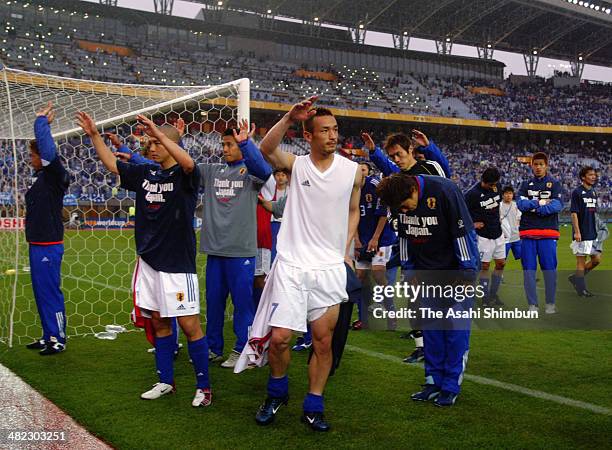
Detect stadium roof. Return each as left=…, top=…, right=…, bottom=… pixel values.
left=190, top=0, right=612, bottom=67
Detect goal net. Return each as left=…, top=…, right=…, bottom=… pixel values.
left=0, top=65, right=249, bottom=346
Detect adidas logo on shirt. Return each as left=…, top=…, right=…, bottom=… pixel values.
left=301, top=179, right=311, bottom=187
left=177, top=304, right=186, bottom=310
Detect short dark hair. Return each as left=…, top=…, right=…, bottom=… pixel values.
left=531, top=152, right=548, bottom=165
left=383, top=133, right=412, bottom=153
left=579, top=166, right=596, bottom=180
left=303, top=107, right=334, bottom=133
left=482, top=167, right=501, bottom=184
left=502, top=185, right=514, bottom=194
left=273, top=168, right=290, bottom=175
left=223, top=127, right=238, bottom=138
left=376, top=172, right=419, bottom=210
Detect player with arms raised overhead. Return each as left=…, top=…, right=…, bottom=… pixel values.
left=25, top=102, right=71, bottom=355
left=244, top=97, right=361, bottom=432
left=76, top=111, right=211, bottom=407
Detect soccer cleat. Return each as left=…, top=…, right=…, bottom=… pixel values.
left=351, top=320, right=364, bottom=330
left=545, top=303, right=557, bottom=314
left=579, top=289, right=595, bottom=298
left=26, top=339, right=46, bottom=350
left=434, top=390, right=458, bottom=407
left=528, top=305, right=538, bottom=313
left=403, top=347, right=425, bottom=364
left=220, top=350, right=240, bottom=368
left=255, top=395, right=289, bottom=426
left=301, top=412, right=330, bottom=432
left=411, top=384, right=441, bottom=402
left=192, top=388, right=212, bottom=407
left=208, top=350, right=224, bottom=363
left=292, top=337, right=312, bottom=352
left=140, top=382, right=175, bottom=400
left=39, top=342, right=65, bottom=356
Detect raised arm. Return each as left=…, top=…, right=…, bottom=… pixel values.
left=412, top=130, right=451, bottom=177
left=361, top=132, right=399, bottom=176
left=136, top=114, right=194, bottom=174
left=233, top=119, right=272, bottom=181
left=260, top=96, right=319, bottom=171
left=76, top=111, right=118, bottom=174
left=346, top=166, right=363, bottom=266
left=33, top=102, right=58, bottom=165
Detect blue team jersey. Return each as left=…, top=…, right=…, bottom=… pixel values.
left=358, top=176, right=397, bottom=247
left=398, top=176, right=479, bottom=272
left=117, top=161, right=200, bottom=273
left=570, top=186, right=597, bottom=241
left=517, top=174, right=563, bottom=239
left=464, top=182, right=502, bottom=239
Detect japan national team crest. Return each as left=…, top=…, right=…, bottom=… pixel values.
left=426, top=197, right=436, bottom=209
left=176, top=292, right=185, bottom=302
left=365, top=193, right=373, bottom=203
left=239, top=167, right=247, bottom=176
left=546, top=182, right=552, bottom=188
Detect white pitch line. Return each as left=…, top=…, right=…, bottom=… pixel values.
left=64, top=275, right=131, bottom=293
left=345, top=344, right=611, bottom=416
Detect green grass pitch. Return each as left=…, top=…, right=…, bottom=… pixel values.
left=0, top=225, right=610, bottom=449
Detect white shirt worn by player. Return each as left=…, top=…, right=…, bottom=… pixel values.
left=235, top=154, right=357, bottom=372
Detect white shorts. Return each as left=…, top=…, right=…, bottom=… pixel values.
left=132, top=258, right=200, bottom=318
left=265, top=260, right=348, bottom=333
left=571, top=240, right=597, bottom=256
left=478, top=235, right=506, bottom=263
left=255, top=248, right=272, bottom=277
left=355, top=245, right=393, bottom=270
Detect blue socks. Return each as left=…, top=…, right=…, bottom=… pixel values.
left=479, top=277, right=490, bottom=298
left=303, top=393, right=324, bottom=413
left=188, top=337, right=210, bottom=389
left=490, top=273, right=502, bottom=297
left=267, top=375, right=288, bottom=398
left=155, top=335, right=175, bottom=385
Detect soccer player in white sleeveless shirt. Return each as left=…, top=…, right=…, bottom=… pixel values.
left=254, top=97, right=361, bottom=431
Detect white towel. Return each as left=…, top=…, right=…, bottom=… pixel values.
left=234, top=260, right=278, bottom=373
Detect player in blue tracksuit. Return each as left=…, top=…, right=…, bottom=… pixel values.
left=517, top=153, right=563, bottom=313
left=376, top=173, right=479, bottom=407
left=25, top=102, right=71, bottom=355
left=568, top=166, right=601, bottom=297
left=354, top=162, right=398, bottom=330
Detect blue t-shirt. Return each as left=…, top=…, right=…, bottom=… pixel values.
left=358, top=176, right=397, bottom=247
left=118, top=161, right=200, bottom=273
left=464, top=182, right=502, bottom=239
left=570, top=186, right=597, bottom=241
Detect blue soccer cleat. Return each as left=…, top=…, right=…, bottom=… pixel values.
left=411, top=384, right=441, bottom=402
left=434, top=390, right=458, bottom=407
left=292, top=337, right=312, bottom=352
left=301, top=412, right=331, bottom=432
left=255, top=395, right=289, bottom=426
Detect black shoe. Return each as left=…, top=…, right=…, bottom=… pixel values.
left=255, top=395, right=289, bottom=426
left=579, top=289, right=595, bottom=298
left=403, top=347, right=425, bottom=364
left=39, top=342, right=65, bottom=356
left=26, top=339, right=46, bottom=350
left=301, top=411, right=330, bottom=432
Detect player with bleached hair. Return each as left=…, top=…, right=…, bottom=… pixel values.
left=76, top=111, right=212, bottom=407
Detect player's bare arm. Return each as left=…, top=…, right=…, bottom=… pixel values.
left=571, top=212, right=581, bottom=242
left=76, top=111, right=118, bottom=174
left=368, top=216, right=387, bottom=252
left=137, top=114, right=195, bottom=174
left=346, top=167, right=363, bottom=265
left=260, top=96, right=318, bottom=171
